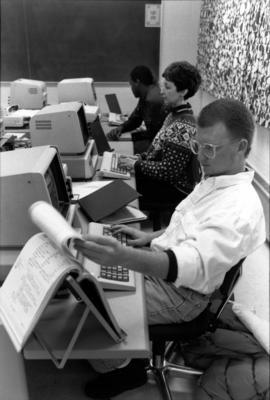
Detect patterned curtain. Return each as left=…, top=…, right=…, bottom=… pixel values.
left=197, top=0, right=270, bottom=128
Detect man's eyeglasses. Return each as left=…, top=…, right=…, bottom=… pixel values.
left=190, top=139, right=240, bottom=159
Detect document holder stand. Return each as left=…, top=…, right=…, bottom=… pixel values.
left=31, top=275, right=110, bottom=369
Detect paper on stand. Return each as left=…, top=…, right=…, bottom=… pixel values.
left=29, top=201, right=82, bottom=255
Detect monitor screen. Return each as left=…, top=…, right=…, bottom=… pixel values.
left=46, top=152, right=70, bottom=217
left=77, top=104, right=90, bottom=146
left=45, top=168, right=59, bottom=210
left=105, top=94, right=122, bottom=114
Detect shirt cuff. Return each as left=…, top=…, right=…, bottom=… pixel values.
left=171, top=243, right=204, bottom=290
left=164, top=249, right=178, bottom=282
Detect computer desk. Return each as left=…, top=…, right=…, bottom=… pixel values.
left=0, top=140, right=150, bottom=400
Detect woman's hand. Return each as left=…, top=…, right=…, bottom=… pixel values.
left=118, top=155, right=137, bottom=171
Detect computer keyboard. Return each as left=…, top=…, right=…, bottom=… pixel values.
left=82, top=222, right=136, bottom=291
left=100, top=151, right=131, bottom=179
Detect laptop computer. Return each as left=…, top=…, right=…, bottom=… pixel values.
left=105, top=94, right=127, bottom=126
left=105, top=94, right=122, bottom=115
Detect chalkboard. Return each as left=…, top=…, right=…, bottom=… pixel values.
left=1, top=0, right=161, bottom=82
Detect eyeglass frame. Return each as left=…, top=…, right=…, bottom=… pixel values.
left=190, top=138, right=241, bottom=160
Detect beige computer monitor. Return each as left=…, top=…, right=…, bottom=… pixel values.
left=57, top=77, right=97, bottom=105
left=30, top=102, right=89, bottom=154
left=0, top=146, right=70, bottom=248
left=10, top=79, right=47, bottom=109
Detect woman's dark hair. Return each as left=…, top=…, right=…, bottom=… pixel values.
left=197, top=98, right=255, bottom=156
left=162, top=61, right=201, bottom=99
left=130, top=65, right=155, bottom=85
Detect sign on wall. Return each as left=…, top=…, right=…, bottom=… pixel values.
left=145, top=4, right=161, bottom=28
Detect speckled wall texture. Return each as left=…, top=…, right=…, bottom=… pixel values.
left=197, top=0, right=270, bottom=128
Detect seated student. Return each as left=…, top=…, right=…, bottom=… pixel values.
left=107, top=65, right=168, bottom=153
left=74, top=98, right=266, bottom=399
left=119, top=61, right=202, bottom=206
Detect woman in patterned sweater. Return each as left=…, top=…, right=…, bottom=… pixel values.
left=119, top=61, right=202, bottom=204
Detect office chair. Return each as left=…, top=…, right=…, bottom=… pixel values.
left=138, top=148, right=201, bottom=231
left=147, top=258, right=245, bottom=400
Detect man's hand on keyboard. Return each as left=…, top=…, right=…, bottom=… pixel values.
left=110, top=225, right=151, bottom=247
left=74, top=234, right=127, bottom=267
left=107, top=127, right=122, bottom=141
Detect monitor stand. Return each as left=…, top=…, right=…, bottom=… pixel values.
left=61, top=140, right=98, bottom=179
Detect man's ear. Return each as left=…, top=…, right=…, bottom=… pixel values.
left=178, top=88, right=188, bottom=98
left=238, top=139, right=248, bottom=153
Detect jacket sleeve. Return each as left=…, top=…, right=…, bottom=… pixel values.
left=121, top=101, right=143, bottom=133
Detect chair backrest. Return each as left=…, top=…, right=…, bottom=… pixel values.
left=176, top=152, right=202, bottom=198
left=208, top=258, right=245, bottom=331
left=189, top=152, right=202, bottom=186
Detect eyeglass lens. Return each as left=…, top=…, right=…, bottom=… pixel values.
left=190, top=140, right=216, bottom=159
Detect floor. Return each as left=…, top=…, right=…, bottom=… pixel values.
left=25, top=359, right=196, bottom=400
left=22, top=219, right=270, bottom=399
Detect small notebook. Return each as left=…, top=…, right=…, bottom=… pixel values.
left=78, top=180, right=140, bottom=222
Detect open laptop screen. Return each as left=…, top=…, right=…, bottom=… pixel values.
left=105, top=94, right=122, bottom=114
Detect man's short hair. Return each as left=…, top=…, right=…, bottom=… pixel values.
left=162, top=61, right=202, bottom=100
left=197, top=98, right=255, bottom=156
left=130, top=65, right=155, bottom=85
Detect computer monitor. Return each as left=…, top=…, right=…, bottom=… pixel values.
left=0, top=146, right=70, bottom=247
left=57, top=78, right=97, bottom=105
left=10, top=79, right=47, bottom=109
left=30, top=102, right=89, bottom=154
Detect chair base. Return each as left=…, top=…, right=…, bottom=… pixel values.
left=146, top=348, right=203, bottom=400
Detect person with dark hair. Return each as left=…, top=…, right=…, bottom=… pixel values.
left=119, top=61, right=202, bottom=205
left=107, top=65, right=168, bottom=152
left=75, top=98, right=265, bottom=399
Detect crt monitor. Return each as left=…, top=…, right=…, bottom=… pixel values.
left=0, top=145, right=70, bottom=248
left=57, top=78, right=97, bottom=105
left=10, top=78, right=47, bottom=109
left=30, top=101, right=89, bottom=154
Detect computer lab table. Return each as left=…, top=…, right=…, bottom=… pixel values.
left=0, top=140, right=150, bottom=400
